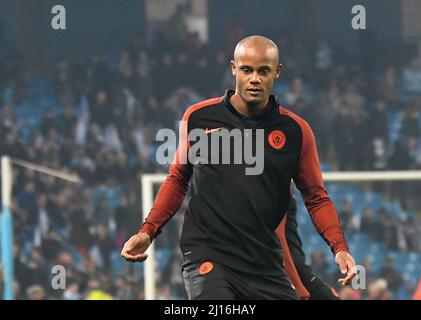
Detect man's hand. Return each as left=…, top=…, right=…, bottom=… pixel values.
left=121, top=232, right=151, bottom=262
left=335, top=251, right=357, bottom=286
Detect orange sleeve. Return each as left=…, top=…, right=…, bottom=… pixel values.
left=281, top=108, right=349, bottom=255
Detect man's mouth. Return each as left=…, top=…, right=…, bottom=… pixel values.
left=247, top=88, right=262, bottom=95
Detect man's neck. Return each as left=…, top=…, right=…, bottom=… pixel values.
left=230, top=93, right=270, bottom=117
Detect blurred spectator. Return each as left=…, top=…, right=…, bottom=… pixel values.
left=26, top=284, right=47, bottom=300
left=361, top=207, right=380, bottom=238
left=26, top=247, right=48, bottom=288
left=110, top=275, right=135, bottom=300
left=400, top=104, right=420, bottom=140
left=338, top=286, right=361, bottom=300
left=90, top=90, right=112, bottom=128
left=284, top=77, right=309, bottom=106
left=402, top=57, right=421, bottom=96
left=402, top=216, right=420, bottom=251
left=338, top=199, right=354, bottom=232
left=166, top=4, right=189, bottom=44
left=40, top=108, right=60, bottom=137
left=314, top=38, right=333, bottom=71
left=63, top=280, right=81, bottom=300
left=396, top=280, right=416, bottom=300
left=91, top=224, right=114, bottom=272
left=85, top=278, right=114, bottom=300
left=378, top=209, right=399, bottom=250
left=389, top=140, right=414, bottom=170
left=69, top=209, right=94, bottom=255
left=366, top=278, right=389, bottom=300
left=54, top=250, right=87, bottom=291
left=378, top=257, right=403, bottom=292
left=114, top=195, right=139, bottom=248
left=41, top=231, right=64, bottom=261
left=331, top=108, right=356, bottom=170
left=0, top=131, right=28, bottom=160
left=370, top=100, right=389, bottom=143
left=377, top=66, right=397, bottom=104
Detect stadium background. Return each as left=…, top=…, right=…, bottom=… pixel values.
left=1, top=0, right=421, bottom=300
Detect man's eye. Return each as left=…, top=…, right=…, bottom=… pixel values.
left=260, top=69, right=269, bottom=75
left=243, top=69, right=251, bottom=74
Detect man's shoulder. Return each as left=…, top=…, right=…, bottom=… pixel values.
left=277, top=105, right=311, bottom=130
left=181, top=96, right=224, bottom=121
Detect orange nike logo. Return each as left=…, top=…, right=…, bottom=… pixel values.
left=204, top=127, right=224, bottom=134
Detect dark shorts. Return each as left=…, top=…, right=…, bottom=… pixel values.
left=294, top=260, right=339, bottom=300
left=182, top=259, right=299, bottom=300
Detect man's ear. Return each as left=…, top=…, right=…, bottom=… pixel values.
left=230, top=60, right=236, bottom=76
left=275, top=64, right=282, bottom=79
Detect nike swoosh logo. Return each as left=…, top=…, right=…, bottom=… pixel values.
left=204, top=127, right=224, bottom=134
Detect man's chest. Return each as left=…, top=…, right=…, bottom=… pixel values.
left=187, top=110, right=302, bottom=177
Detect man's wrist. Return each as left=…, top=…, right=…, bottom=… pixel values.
left=139, top=222, right=156, bottom=240
left=335, top=250, right=348, bottom=257
left=334, top=246, right=350, bottom=256
left=140, top=231, right=152, bottom=243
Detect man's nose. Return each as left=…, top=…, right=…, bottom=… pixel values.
left=250, top=72, right=261, bottom=84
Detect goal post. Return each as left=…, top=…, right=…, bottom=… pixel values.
left=141, top=174, right=166, bottom=300
left=141, top=170, right=421, bottom=300
left=1, top=155, right=81, bottom=300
